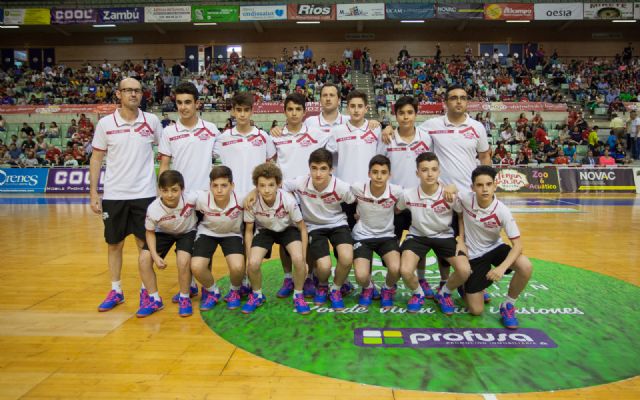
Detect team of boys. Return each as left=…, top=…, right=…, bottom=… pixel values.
left=89, top=78, right=532, bottom=329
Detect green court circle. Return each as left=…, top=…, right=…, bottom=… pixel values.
left=201, top=258, right=640, bottom=393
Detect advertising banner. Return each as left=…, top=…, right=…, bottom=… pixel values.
left=484, top=3, right=534, bottom=20
left=386, top=3, right=435, bottom=20
left=534, top=3, right=583, bottom=20
left=583, top=2, right=634, bottom=20
left=336, top=3, right=385, bottom=20
left=435, top=3, right=484, bottom=19
left=0, top=104, right=117, bottom=115
left=559, top=168, right=636, bottom=193
left=495, top=167, right=560, bottom=193
left=46, top=167, right=104, bottom=193
left=192, top=5, right=239, bottom=23
left=252, top=102, right=320, bottom=114
left=0, top=168, right=49, bottom=193
left=4, top=8, right=51, bottom=25
left=240, top=5, right=287, bottom=21
left=51, top=8, right=97, bottom=24
left=98, top=7, right=144, bottom=24
left=287, top=4, right=335, bottom=20
left=407, top=102, right=568, bottom=115
left=144, top=6, right=191, bottom=23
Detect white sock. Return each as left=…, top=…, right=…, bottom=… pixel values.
left=111, top=281, right=122, bottom=293
left=242, top=277, right=250, bottom=286
left=382, top=283, right=391, bottom=290
left=179, top=292, right=189, bottom=299
left=440, top=284, right=451, bottom=295
left=330, top=284, right=341, bottom=292
left=191, top=277, right=197, bottom=287
left=366, top=281, right=374, bottom=289
left=230, top=285, right=240, bottom=290
left=284, top=273, right=293, bottom=279
left=293, top=290, right=303, bottom=296
left=413, top=286, right=425, bottom=296
left=150, top=292, right=160, bottom=301
left=504, top=296, right=517, bottom=306
left=206, top=284, right=219, bottom=294
left=253, top=289, right=263, bottom=296
left=140, top=282, right=146, bottom=290
left=417, top=268, right=426, bottom=280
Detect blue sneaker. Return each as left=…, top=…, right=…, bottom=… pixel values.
left=314, top=285, right=328, bottom=305
left=419, top=279, right=435, bottom=299
left=172, top=285, right=198, bottom=303
left=340, top=280, right=355, bottom=296
left=329, top=289, right=345, bottom=310
left=371, top=284, right=381, bottom=300
left=358, top=287, right=374, bottom=307
left=435, top=292, right=455, bottom=316
left=484, top=291, right=492, bottom=303
left=380, top=286, right=396, bottom=309
left=294, top=293, right=311, bottom=315
left=406, top=293, right=425, bottom=313
left=136, top=297, right=164, bottom=318
left=224, top=289, right=242, bottom=310
left=98, top=290, right=124, bottom=312
left=139, top=289, right=149, bottom=307
left=241, top=292, right=266, bottom=314
left=239, top=284, right=252, bottom=299
left=303, top=277, right=316, bottom=298
left=276, top=277, right=294, bottom=298
left=500, top=302, right=519, bottom=329
left=178, top=297, right=193, bottom=317
left=200, top=288, right=221, bottom=311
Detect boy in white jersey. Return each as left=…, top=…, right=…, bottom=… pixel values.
left=270, top=92, right=330, bottom=298
left=397, top=152, right=471, bottom=316
left=282, top=149, right=355, bottom=310
left=351, top=155, right=404, bottom=309
left=137, top=171, right=197, bottom=318
left=453, top=166, right=533, bottom=329
left=191, top=166, right=246, bottom=311
left=90, top=78, right=163, bottom=312
left=378, top=96, right=436, bottom=298
left=158, top=82, right=220, bottom=301
left=243, top=163, right=311, bottom=315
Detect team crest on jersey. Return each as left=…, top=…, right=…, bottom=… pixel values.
left=411, top=142, right=430, bottom=156
left=195, top=129, right=214, bottom=141
left=361, top=131, right=377, bottom=144
left=275, top=208, right=288, bottom=219
left=459, top=126, right=480, bottom=140
left=433, top=203, right=449, bottom=214
left=227, top=208, right=241, bottom=219
left=296, top=133, right=318, bottom=148
left=322, top=194, right=339, bottom=204
left=249, top=134, right=265, bottom=147
left=379, top=199, right=395, bottom=209
left=481, top=214, right=500, bottom=229
left=484, top=220, right=499, bottom=229
left=136, top=122, right=154, bottom=137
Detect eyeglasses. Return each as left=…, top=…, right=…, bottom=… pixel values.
left=120, top=88, right=142, bottom=94
left=447, top=96, right=468, bottom=102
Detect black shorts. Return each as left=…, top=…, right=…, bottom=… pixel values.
left=401, top=235, right=457, bottom=260
left=192, top=234, right=244, bottom=258
left=308, top=225, right=353, bottom=260
left=465, top=244, right=513, bottom=294
left=353, top=237, right=400, bottom=261
left=341, top=202, right=357, bottom=230
left=143, top=230, right=196, bottom=257
left=102, top=197, right=155, bottom=244
left=394, top=209, right=412, bottom=240
left=252, top=226, right=301, bottom=251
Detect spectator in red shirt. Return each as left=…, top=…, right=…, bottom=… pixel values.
left=534, top=124, right=550, bottom=146
left=554, top=149, right=570, bottom=165
left=501, top=152, right=515, bottom=165
left=353, top=47, right=363, bottom=72
left=598, top=148, right=616, bottom=166
left=45, top=144, right=61, bottom=165
left=492, top=142, right=508, bottom=164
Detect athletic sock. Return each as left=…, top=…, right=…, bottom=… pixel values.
left=417, top=268, right=426, bottom=280
left=150, top=292, right=160, bottom=302
left=242, top=277, right=250, bottom=286
left=441, top=284, right=452, bottom=295
left=140, top=282, right=146, bottom=290
left=253, top=289, right=263, bottom=296
left=206, top=284, right=219, bottom=294
left=413, top=286, right=425, bottom=296
left=191, top=277, right=197, bottom=287
left=366, top=281, right=374, bottom=289
left=111, top=281, right=122, bottom=293
left=504, top=296, right=517, bottom=306
left=293, top=290, right=303, bottom=296
left=230, top=285, right=240, bottom=291
left=179, top=292, right=189, bottom=299
left=284, top=273, right=293, bottom=279
left=330, top=284, right=341, bottom=292
left=382, top=283, right=391, bottom=290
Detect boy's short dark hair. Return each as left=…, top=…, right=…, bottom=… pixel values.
left=284, top=92, right=306, bottom=111
left=346, top=89, right=368, bottom=105
left=308, top=148, right=333, bottom=167
left=445, top=85, right=467, bottom=100
left=369, top=154, right=391, bottom=172
left=320, top=83, right=339, bottom=96
left=416, top=151, right=439, bottom=167
left=232, top=92, right=254, bottom=108
left=158, top=170, right=184, bottom=189
left=472, top=165, right=497, bottom=184
left=174, top=82, right=199, bottom=101
left=394, top=96, right=418, bottom=114
left=252, top=162, right=283, bottom=186
left=209, top=165, right=233, bottom=183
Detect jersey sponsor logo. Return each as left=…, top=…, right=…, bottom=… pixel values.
left=406, top=201, right=427, bottom=208
left=222, top=138, right=243, bottom=146
left=336, top=135, right=357, bottom=143
left=429, top=129, right=455, bottom=135
left=321, top=193, right=340, bottom=204
left=169, top=133, right=190, bottom=141
left=298, top=190, right=318, bottom=199
left=361, top=131, right=378, bottom=144
left=386, top=147, right=406, bottom=152
left=159, top=215, right=177, bottom=223
left=274, top=139, right=293, bottom=146
left=106, top=128, right=129, bottom=135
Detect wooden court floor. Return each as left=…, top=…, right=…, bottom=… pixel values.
left=0, top=193, right=638, bottom=400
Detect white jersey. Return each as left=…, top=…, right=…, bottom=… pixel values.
left=244, top=189, right=303, bottom=233
left=158, top=119, right=219, bottom=191
left=304, top=112, right=350, bottom=135
left=283, top=175, right=355, bottom=232
left=213, top=127, right=276, bottom=196
left=419, top=114, right=489, bottom=191
left=272, top=125, right=330, bottom=180
left=326, top=120, right=381, bottom=184
left=396, top=184, right=455, bottom=239
left=92, top=109, right=162, bottom=200
left=195, top=190, right=244, bottom=238
left=351, top=181, right=404, bottom=240
left=377, top=126, right=433, bottom=188
left=144, top=192, right=197, bottom=235
left=453, top=191, right=520, bottom=259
